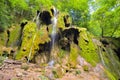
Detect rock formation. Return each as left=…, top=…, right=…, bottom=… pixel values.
left=0, top=6, right=120, bottom=80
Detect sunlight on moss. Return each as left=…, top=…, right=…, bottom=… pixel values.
left=57, top=12, right=71, bottom=29
left=15, top=21, right=50, bottom=60
left=7, top=25, right=20, bottom=46
left=0, top=31, right=7, bottom=55
left=101, top=48, right=120, bottom=79
left=69, top=43, right=79, bottom=68
left=79, top=29, right=100, bottom=66
left=0, top=31, right=7, bottom=46
left=104, top=69, right=116, bottom=80
left=58, top=49, right=66, bottom=58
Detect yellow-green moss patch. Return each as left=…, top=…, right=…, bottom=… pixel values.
left=79, top=29, right=100, bottom=66
left=69, top=43, right=79, bottom=68
left=7, top=25, right=20, bottom=46
left=57, top=12, right=71, bottom=29
left=15, top=22, right=50, bottom=60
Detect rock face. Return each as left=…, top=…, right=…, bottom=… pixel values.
left=0, top=6, right=120, bottom=80
left=15, top=6, right=74, bottom=63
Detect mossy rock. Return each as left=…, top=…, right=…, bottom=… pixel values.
left=0, top=31, right=7, bottom=46
left=7, top=25, right=21, bottom=46
left=15, top=21, right=50, bottom=60
left=104, top=69, right=116, bottom=80
left=0, top=31, right=7, bottom=55
left=68, top=43, right=79, bottom=68
left=101, top=48, right=120, bottom=79
left=83, top=65, right=89, bottom=71
left=57, top=12, right=72, bottom=30
left=78, top=28, right=100, bottom=66
left=52, top=67, right=65, bottom=78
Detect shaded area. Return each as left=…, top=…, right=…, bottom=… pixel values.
left=18, top=21, right=28, bottom=49
left=62, top=28, right=80, bottom=45
left=0, top=28, right=4, bottom=33
left=100, top=38, right=120, bottom=60
left=64, top=15, right=71, bottom=27
left=58, top=27, right=80, bottom=51
left=37, top=10, right=52, bottom=25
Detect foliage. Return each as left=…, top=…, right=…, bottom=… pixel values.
left=0, top=31, right=7, bottom=46
left=0, top=0, right=89, bottom=31
left=0, top=0, right=12, bottom=31
left=0, top=1, right=120, bottom=79
left=54, top=0, right=89, bottom=27
left=89, top=0, right=120, bottom=38
left=1, top=0, right=120, bottom=38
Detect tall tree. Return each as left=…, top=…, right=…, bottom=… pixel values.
left=89, top=0, right=120, bottom=38
left=53, top=0, right=89, bottom=27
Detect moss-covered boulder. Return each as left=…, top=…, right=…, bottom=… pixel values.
left=58, top=27, right=100, bottom=67
left=0, top=25, right=19, bottom=56
left=6, top=25, right=20, bottom=47
left=68, top=43, right=79, bottom=68
left=15, top=21, right=50, bottom=61
left=0, top=31, right=7, bottom=55
left=78, top=28, right=100, bottom=66
left=57, top=12, right=72, bottom=29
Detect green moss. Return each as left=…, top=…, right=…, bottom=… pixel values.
left=83, top=65, right=89, bottom=71
left=104, top=69, right=116, bottom=80
left=0, top=31, right=7, bottom=55
left=58, top=49, right=66, bottom=58
left=15, top=22, right=50, bottom=60
left=75, top=70, right=81, bottom=75
left=52, top=67, right=65, bottom=78
left=79, top=29, right=100, bottom=66
left=101, top=48, right=120, bottom=79
left=0, top=56, right=6, bottom=66
left=7, top=25, right=20, bottom=46
left=0, top=31, right=7, bottom=46
left=52, top=69, right=59, bottom=78
left=15, top=22, right=36, bottom=60
left=69, top=43, right=79, bottom=68
left=57, top=12, right=71, bottom=29
left=21, top=63, right=29, bottom=70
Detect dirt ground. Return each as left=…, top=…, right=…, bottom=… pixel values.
left=0, top=57, right=108, bottom=80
